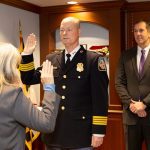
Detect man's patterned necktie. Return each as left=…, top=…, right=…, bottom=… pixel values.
left=139, top=49, right=145, bottom=77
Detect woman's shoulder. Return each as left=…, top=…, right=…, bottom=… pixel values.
left=0, top=85, right=23, bottom=109
left=4, top=84, right=21, bottom=90
left=2, top=85, right=22, bottom=96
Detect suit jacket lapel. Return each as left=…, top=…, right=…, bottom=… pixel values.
left=142, top=50, right=150, bottom=78
left=131, top=48, right=139, bottom=79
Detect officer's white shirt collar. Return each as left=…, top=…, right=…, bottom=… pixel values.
left=65, top=45, right=80, bottom=62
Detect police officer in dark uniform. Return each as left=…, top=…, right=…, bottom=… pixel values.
left=20, top=17, right=109, bottom=150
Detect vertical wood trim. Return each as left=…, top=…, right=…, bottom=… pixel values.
left=0, top=0, right=40, bottom=13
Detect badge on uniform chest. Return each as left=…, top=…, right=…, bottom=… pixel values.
left=76, top=63, right=84, bottom=72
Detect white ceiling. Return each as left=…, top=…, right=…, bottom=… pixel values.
left=22, top=0, right=150, bottom=7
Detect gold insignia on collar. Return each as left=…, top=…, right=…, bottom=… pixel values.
left=76, top=63, right=84, bottom=72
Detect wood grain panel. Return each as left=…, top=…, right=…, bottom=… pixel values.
left=126, top=11, right=150, bottom=49
left=0, top=0, right=40, bottom=13
left=98, top=113, right=125, bottom=150
left=40, top=1, right=126, bottom=14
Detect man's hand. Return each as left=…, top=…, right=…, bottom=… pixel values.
left=130, top=99, right=146, bottom=116
left=91, top=135, right=103, bottom=148
left=24, top=33, right=37, bottom=54
left=129, top=102, right=137, bottom=113
left=137, top=110, right=147, bottom=117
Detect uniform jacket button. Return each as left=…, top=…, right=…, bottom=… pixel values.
left=61, top=96, right=65, bottom=99
left=61, top=106, right=65, bottom=110
left=62, top=85, right=66, bottom=89
left=63, top=75, right=67, bottom=78
left=82, top=116, right=85, bottom=119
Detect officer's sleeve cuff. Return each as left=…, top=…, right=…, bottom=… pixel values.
left=93, top=134, right=105, bottom=137
left=21, top=52, right=32, bottom=55
left=43, top=84, right=55, bottom=92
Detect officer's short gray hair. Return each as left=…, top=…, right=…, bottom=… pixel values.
left=61, top=17, right=80, bottom=28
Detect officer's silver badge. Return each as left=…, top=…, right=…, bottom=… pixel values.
left=76, top=63, right=84, bottom=72
left=98, top=57, right=107, bottom=71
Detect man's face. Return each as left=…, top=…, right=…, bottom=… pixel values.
left=60, top=20, right=80, bottom=47
left=134, top=22, right=150, bottom=47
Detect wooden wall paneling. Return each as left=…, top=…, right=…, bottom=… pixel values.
left=0, top=0, right=40, bottom=13
left=40, top=1, right=126, bottom=14
left=126, top=2, right=150, bottom=49
left=104, top=9, right=125, bottom=148
left=126, top=1, right=150, bottom=12
left=107, top=8, right=123, bottom=111
left=125, top=11, right=134, bottom=49
left=99, top=113, right=125, bottom=150
left=40, top=13, right=49, bottom=101
left=126, top=11, right=150, bottom=49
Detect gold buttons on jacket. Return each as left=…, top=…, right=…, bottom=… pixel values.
left=61, top=106, right=65, bottom=110
left=82, top=116, right=85, bottom=119
left=62, top=85, right=66, bottom=89
left=61, top=96, right=65, bottom=99
left=63, top=75, right=67, bottom=78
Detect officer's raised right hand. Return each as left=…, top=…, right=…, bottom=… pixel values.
left=24, top=33, right=37, bottom=54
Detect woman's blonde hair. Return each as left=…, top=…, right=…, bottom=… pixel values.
left=0, top=43, right=21, bottom=93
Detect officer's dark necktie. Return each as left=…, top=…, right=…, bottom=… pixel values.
left=66, top=53, right=71, bottom=66
left=139, top=49, right=145, bottom=77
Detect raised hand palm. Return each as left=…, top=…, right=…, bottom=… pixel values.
left=24, top=33, right=36, bottom=54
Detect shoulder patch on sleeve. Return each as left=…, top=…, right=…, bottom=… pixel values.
left=98, top=57, right=107, bottom=71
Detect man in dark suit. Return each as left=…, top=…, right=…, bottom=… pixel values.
left=20, top=17, right=109, bottom=150
left=115, top=20, right=150, bottom=150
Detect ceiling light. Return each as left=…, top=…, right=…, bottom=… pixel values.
left=67, top=1, right=78, bottom=5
